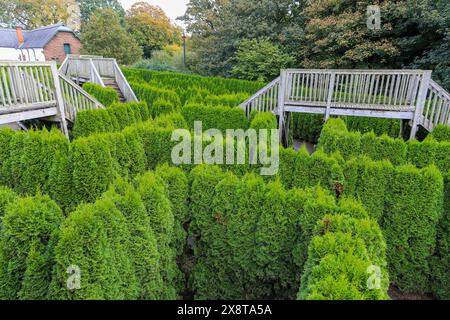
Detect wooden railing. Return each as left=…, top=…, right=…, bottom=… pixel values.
left=59, top=55, right=138, bottom=102
left=0, top=61, right=56, bottom=111
left=58, top=73, right=104, bottom=122
left=241, top=69, right=449, bottom=138
left=422, top=79, right=450, bottom=131
left=0, top=61, right=104, bottom=137
left=239, top=76, right=280, bottom=117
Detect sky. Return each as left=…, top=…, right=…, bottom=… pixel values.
left=119, top=0, right=189, bottom=26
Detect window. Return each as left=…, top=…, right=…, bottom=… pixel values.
left=64, top=43, right=71, bottom=55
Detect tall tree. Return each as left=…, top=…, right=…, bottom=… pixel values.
left=0, top=0, right=69, bottom=29
left=180, top=0, right=305, bottom=77
left=126, top=2, right=182, bottom=58
left=81, top=8, right=142, bottom=65
left=77, top=0, right=125, bottom=22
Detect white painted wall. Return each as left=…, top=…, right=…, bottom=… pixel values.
left=0, top=48, right=45, bottom=61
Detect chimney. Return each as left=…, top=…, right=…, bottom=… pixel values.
left=15, top=26, right=24, bottom=46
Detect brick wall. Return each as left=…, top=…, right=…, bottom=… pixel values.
left=43, top=31, right=81, bottom=63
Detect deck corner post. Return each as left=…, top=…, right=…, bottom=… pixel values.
left=325, top=72, right=336, bottom=121
left=278, top=70, right=287, bottom=142
left=50, top=62, right=69, bottom=139
left=410, top=70, right=431, bottom=140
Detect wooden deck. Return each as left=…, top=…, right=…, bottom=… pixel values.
left=0, top=61, right=104, bottom=137
left=240, top=69, right=450, bottom=140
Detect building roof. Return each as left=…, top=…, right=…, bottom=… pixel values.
left=0, top=23, right=77, bottom=49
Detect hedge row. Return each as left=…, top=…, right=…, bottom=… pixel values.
left=189, top=165, right=389, bottom=299
left=122, top=67, right=264, bottom=97
left=0, top=194, right=64, bottom=299
left=429, top=124, right=450, bottom=142
left=0, top=128, right=69, bottom=205
left=83, top=82, right=119, bottom=107
left=72, top=101, right=151, bottom=138
left=181, top=103, right=249, bottom=131
left=318, top=118, right=450, bottom=172
left=130, top=81, right=181, bottom=109
left=298, top=200, right=390, bottom=299
left=0, top=166, right=188, bottom=299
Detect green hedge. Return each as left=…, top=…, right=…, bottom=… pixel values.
left=181, top=103, right=248, bottom=131
left=130, top=81, right=181, bottom=108
left=0, top=195, right=63, bottom=299
left=319, top=119, right=449, bottom=171
left=83, top=82, right=119, bottom=107
left=429, top=125, right=450, bottom=142
left=382, top=164, right=443, bottom=293
left=292, top=113, right=324, bottom=143
left=72, top=101, right=150, bottom=138
left=249, top=112, right=277, bottom=131
left=135, top=172, right=178, bottom=299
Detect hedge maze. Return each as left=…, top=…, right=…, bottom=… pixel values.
left=0, top=68, right=448, bottom=300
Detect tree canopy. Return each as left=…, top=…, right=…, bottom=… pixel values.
left=0, top=0, right=69, bottom=29
left=80, top=8, right=143, bottom=65
left=126, top=2, right=182, bottom=59
left=78, top=0, right=125, bottom=22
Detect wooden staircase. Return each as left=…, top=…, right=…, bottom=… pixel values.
left=59, top=55, right=137, bottom=103
left=240, top=69, right=450, bottom=141
left=102, top=77, right=126, bottom=102
left=0, top=61, right=104, bottom=137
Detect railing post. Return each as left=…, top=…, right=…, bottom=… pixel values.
left=410, top=71, right=431, bottom=140
left=50, top=62, right=69, bottom=139
left=325, top=72, right=336, bottom=120
left=278, top=70, right=287, bottom=142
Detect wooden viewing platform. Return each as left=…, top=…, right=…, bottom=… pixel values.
left=240, top=69, right=450, bottom=142
left=0, top=60, right=104, bottom=137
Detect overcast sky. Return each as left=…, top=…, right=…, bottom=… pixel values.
left=119, top=0, right=189, bottom=25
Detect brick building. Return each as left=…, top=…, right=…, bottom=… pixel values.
left=0, top=23, right=81, bottom=63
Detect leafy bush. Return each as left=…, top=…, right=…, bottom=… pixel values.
left=0, top=195, right=63, bottom=299
left=150, top=98, right=179, bottom=118
left=429, top=125, right=450, bottom=142
left=130, top=81, right=181, bottom=108
left=83, top=82, right=119, bottom=107
left=70, top=135, right=116, bottom=204
left=292, top=113, right=324, bottom=143
left=249, top=112, right=277, bottom=131
left=73, top=101, right=150, bottom=138
left=383, top=165, right=443, bottom=293
left=135, top=172, right=177, bottom=299
left=181, top=103, right=249, bottom=131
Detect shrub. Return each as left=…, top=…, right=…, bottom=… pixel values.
left=0, top=195, right=63, bottom=299
left=181, top=103, right=249, bottom=131
left=49, top=203, right=124, bottom=299
left=104, top=179, right=163, bottom=299
left=318, top=118, right=361, bottom=159
left=429, top=124, right=450, bottom=142
left=343, top=157, right=393, bottom=222
left=292, top=113, right=324, bottom=143
left=153, top=112, right=188, bottom=129
left=298, top=232, right=388, bottom=300
left=72, top=108, right=112, bottom=138
left=383, top=165, right=443, bottom=293
left=345, top=116, right=400, bottom=138
left=135, top=172, right=177, bottom=299
left=0, top=187, right=17, bottom=232
left=249, top=112, right=277, bottom=131
left=431, top=170, right=450, bottom=299
left=83, top=82, right=119, bottom=107
left=0, top=128, right=15, bottom=186
left=149, top=99, right=179, bottom=118
left=70, top=135, right=116, bottom=204
left=131, top=81, right=181, bottom=108
left=155, top=165, right=188, bottom=256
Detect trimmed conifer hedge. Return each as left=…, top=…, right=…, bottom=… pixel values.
left=83, top=82, right=119, bottom=107
left=181, top=103, right=249, bottom=131
left=429, top=124, right=450, bottom=142
left=0, top=195, right=63, bottom=299
left=72, top=101, right=150, bottom=138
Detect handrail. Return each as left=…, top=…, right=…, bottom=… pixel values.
left=422, top=79, right=450, bottom=130
left=239, top=76, right=280, bottom=118
left=89, top=59, right=105, bottom=86
left=113, top=59, right=138, bottom=101
left=58, top=72, right=105, bottom=122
